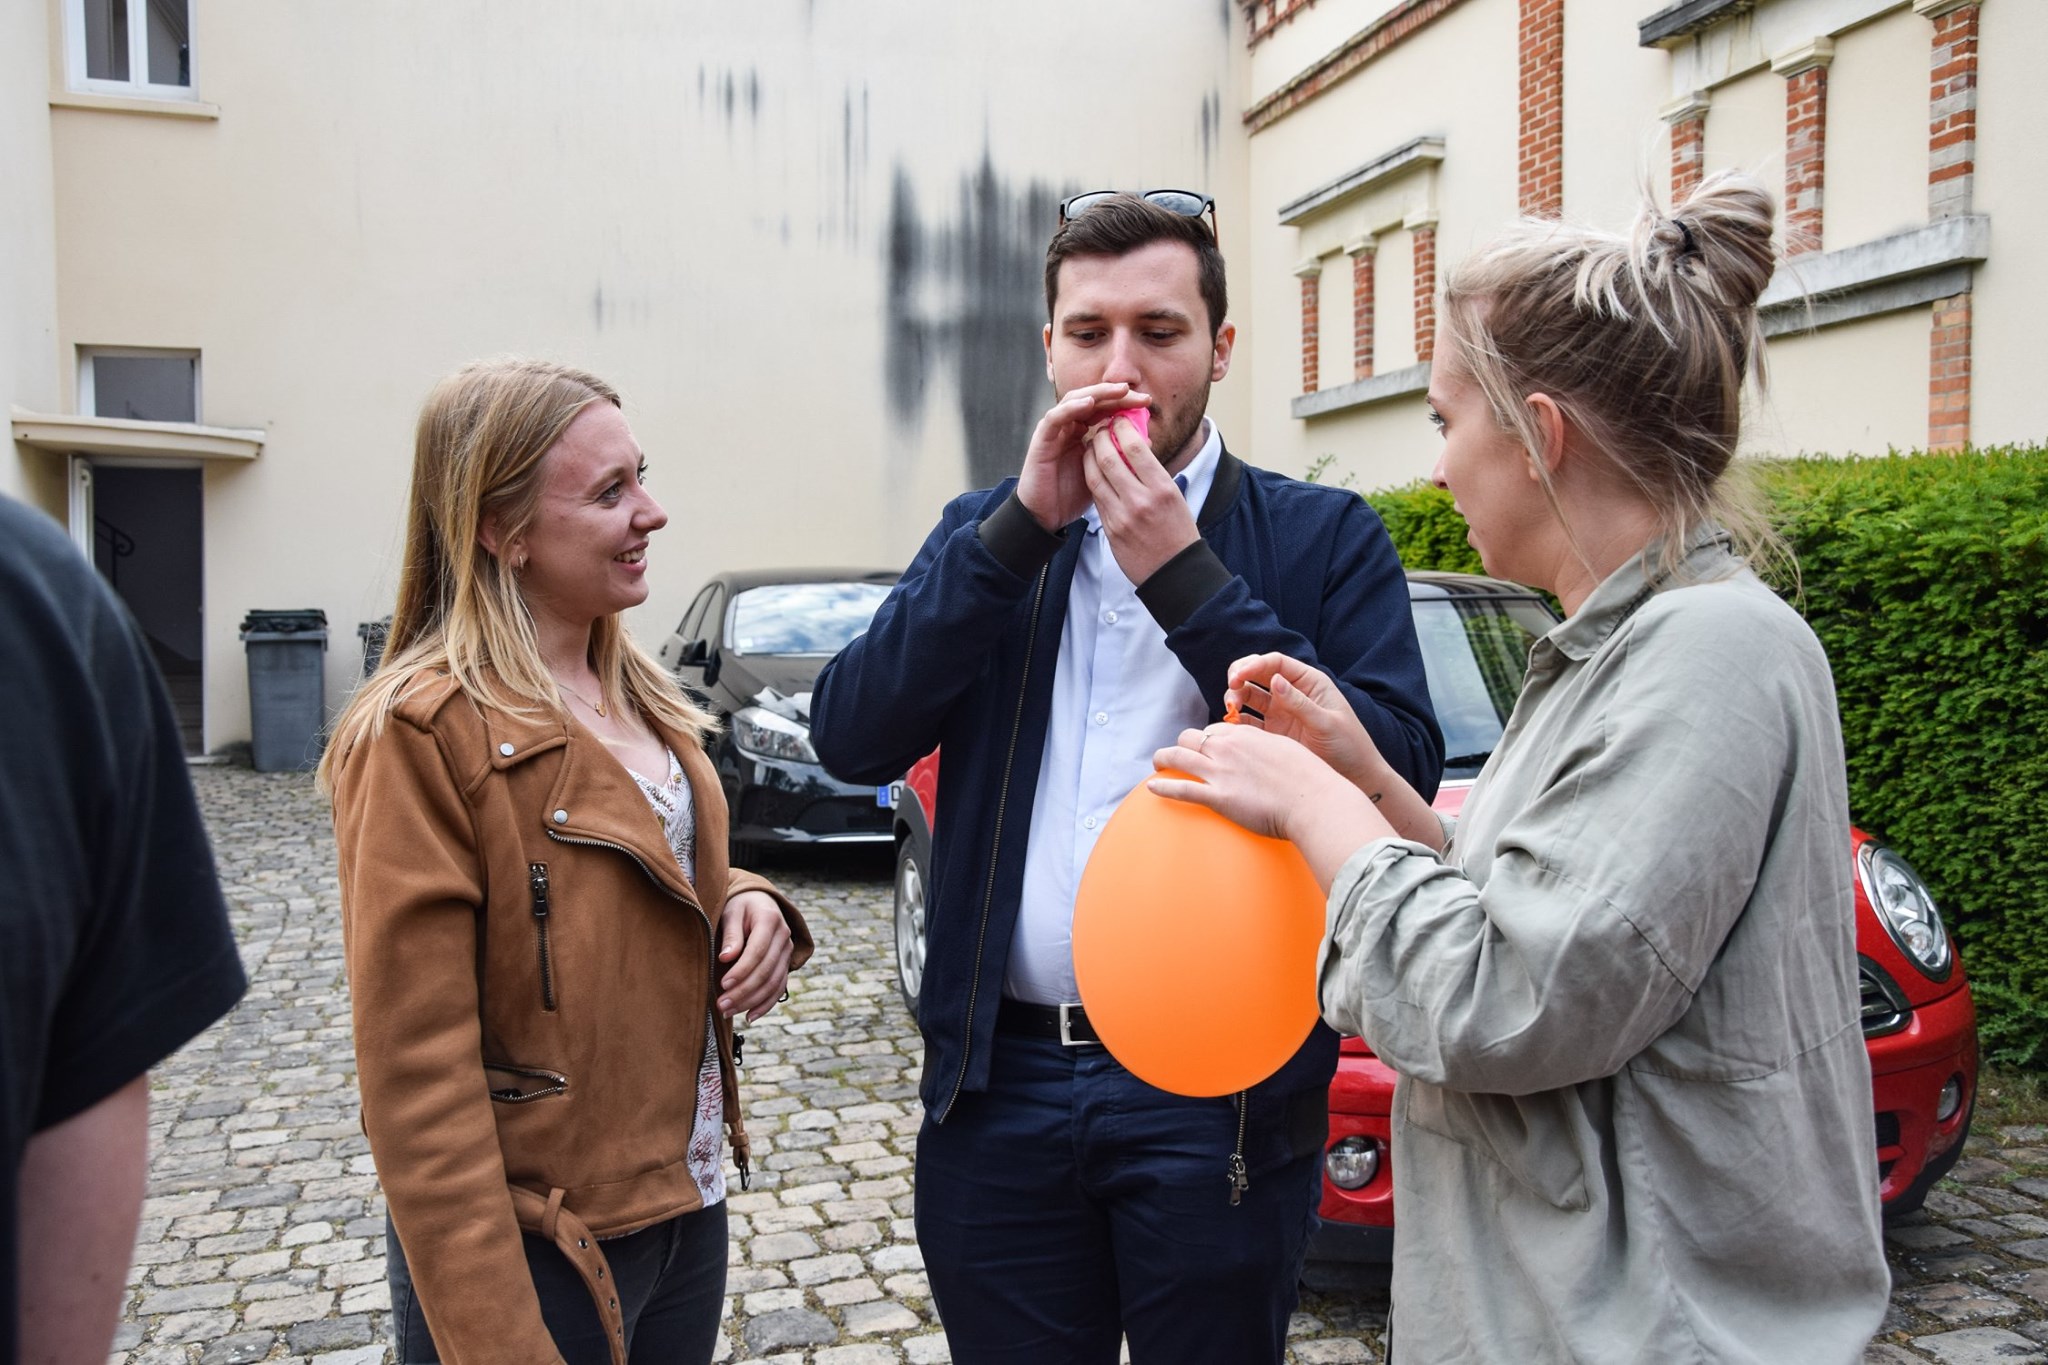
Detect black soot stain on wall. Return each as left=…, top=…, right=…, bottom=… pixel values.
left=884, top=155, right=1066, bottom=492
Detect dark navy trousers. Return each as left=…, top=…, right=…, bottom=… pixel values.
left=915, top=1030, right=1323, bottom=1365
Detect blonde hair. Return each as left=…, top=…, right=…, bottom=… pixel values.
left=318, top=357, right=713, bottom=793
left=1441, top=170, right=1787, bottom=580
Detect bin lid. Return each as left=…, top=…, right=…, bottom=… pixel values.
left=240, top=608, right=328, bottom=638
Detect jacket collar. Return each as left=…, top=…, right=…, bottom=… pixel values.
left=478, top=700, right=720, bottom=915
left=1539, top=525, right=1741, bottom=664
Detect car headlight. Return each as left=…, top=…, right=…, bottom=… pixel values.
left=731, top=705, right=818, bottom=763
left=1325, top=1135, right=1382, bottom=1191
left=1858, top=841, right=1951, bottom=980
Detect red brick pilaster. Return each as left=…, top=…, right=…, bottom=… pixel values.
left=1773, top=41, right=1835, bottom=255
left=1295, top=261, right=1323, bottom=395
left=1919, top=0, right=1981, bottom=220
left=1929, top=291, right=1972, bottom=450
left=1517, top=0, right=1565, bottom=216
left=1348, top=240, right=1377, bottom=380
left=1662, top=91, right=1709, bottom=203
left=1411, top=222, right=1438, bottom=363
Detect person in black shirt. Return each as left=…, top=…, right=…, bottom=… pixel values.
left=0, top=493, right=246, bottom=1363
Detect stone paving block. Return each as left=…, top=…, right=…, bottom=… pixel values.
left=1918, top=1326, right=2048, bottom=1363
left=817, top=1345, right=904, bottom=1364
left=744, top=1306, right=837, bottom=1352
left=196, top=1331, right=276, bottom=1364
left=904, top=1334, right=953, bottom=1364
left=844, top=1300, right=923, bottom=1334
left=152, top=1308, right=240, bottom=1343
left=241, top=1291, right=337, bottom=1329
left=138, top=1282, right=237, bottom=1315
left=1897, top=1280, right=2025, bottom=1324
left=819, top=1276, right=884, bottom=1307
left=1293, top=1342, right=1373, bottom=1364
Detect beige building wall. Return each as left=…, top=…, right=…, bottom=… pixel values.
left=37, top=0, right=1250, bottom=753
left=3, top=0, right=61, bottom=511
left=1562, top=0, right=1677, bottom=224
left=1751, top=309, right=1931, bottom=456
left=1966, top=0, right=2048, bottom=448
left=1244, top=0, right=1519, bottom=493
left=1825, top=6, right=1930, bottom=250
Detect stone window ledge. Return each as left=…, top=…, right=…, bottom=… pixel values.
left=1761, top=215, right=1989, bottom=338
left=50, top=91, right=221, bottom=120
left=11, top=408, right=264, bottom=461
left=1291, top=362, right=1431, bottom=420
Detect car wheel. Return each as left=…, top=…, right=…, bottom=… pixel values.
left=893, top=838, right=928, bottom=1020
left=730, top=836, right=763, bottom=869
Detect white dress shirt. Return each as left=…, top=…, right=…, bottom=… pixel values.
left=1004, top=420, right=1223, bottom=1005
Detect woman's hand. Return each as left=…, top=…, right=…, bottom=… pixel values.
left=1224, top=653, right=1385, bottom=792
left=718, top=891, right=794, bottom=1024
left=1149, top=724, right=1391, bottom=889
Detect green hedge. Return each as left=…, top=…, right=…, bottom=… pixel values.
left=1364, top=448, right=2048, bottom=1068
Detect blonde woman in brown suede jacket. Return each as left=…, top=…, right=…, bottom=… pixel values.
left=319, top=359, right=811, bottom=1365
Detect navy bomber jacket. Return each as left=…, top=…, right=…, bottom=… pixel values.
left=812, top=444, right=1442, bottom=1133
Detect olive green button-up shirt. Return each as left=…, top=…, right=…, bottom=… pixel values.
left=1321, top=535, right=1890, bottom=1364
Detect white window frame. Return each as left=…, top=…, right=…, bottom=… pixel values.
left=63, top=0, right=198, bottom=102
left=78, top=345, right=204, bottom=424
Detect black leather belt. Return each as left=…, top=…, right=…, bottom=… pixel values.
left=996, top=997, right=1104, bottom=1047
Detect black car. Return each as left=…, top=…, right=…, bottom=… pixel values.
left=657, top=567, right=900, bottom=862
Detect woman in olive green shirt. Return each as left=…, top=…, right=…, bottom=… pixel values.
left=1152, top=173, right=1890, bottom=1363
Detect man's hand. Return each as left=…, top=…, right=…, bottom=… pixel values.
left=1016, top=383, right=1151, bottom=534
left=1084, top=412, right=1200, bottom=586
left=718, top=890, right=795, bottom=1024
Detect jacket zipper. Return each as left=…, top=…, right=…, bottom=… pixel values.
left=938, top=565, right=1050, bottom=1124
left=529, top=861, right=557, bottom=1012
left=1228, top=1090, right=1250, bottom=1206
left=544, top=827, right=749, bottom=1189
left=485, top=1061, right=570, bottom=1103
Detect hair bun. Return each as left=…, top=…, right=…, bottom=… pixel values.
left=1656, top=171, right=1777, bottom=313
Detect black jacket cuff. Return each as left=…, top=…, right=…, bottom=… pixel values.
left=1135, top=539, right=1233, bottom=633
left=977, top=492, right=1067, bottom=578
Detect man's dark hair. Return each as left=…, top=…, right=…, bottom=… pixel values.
left=1044, top=194, right=1228, bottom=338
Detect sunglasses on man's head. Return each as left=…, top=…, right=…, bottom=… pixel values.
left=1059, top=189, right=1219, bottom=246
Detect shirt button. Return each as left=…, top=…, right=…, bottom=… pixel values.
left=499, top=743, right=516, bottom=756
left=1083, top=816, right=1098, bottom=830
left=553, top=809, right=568, bottom=825
left=1094, top=712, right=1108, bottom=725
left=1104, top=610, right=1119, bottom=624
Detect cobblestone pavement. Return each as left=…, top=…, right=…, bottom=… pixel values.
left=111, top=766, right=2048, bottom=1364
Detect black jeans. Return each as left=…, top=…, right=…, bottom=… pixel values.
left=386, top=1202, right=727, bottom=1364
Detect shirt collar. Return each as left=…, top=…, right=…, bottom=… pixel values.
left=1084, top=418, right=1220, bottom=534
left=1539, top=525, right=1742, bottom=662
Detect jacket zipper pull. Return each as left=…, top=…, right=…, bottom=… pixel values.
left=1227, top=1088, right=1250, bottom=1207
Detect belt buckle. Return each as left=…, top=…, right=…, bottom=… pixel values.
left=1058, top=1002, right=1088, bottom=1048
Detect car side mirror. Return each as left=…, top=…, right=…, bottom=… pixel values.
left=679, top=639, right=709, bottom=667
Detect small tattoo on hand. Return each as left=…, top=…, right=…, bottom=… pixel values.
left=1368, top=791, right=1384, bottom=805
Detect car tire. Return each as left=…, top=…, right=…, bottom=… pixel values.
left=893, top=837, right=928, bottom=1021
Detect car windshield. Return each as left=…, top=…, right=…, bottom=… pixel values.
left=727, top=581, right=893, bottom=657
left=1410, top=595, right=1559, bottom=780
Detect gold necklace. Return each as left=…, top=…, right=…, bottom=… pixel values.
left=558, top=678, right=607, bottom=718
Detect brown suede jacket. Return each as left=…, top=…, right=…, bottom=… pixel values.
left=329, top=673, right=813, bottom=1365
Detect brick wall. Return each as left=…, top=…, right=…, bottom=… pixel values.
left=1351, top=245, right=1376, bottom=380
left=1300, top=270, right=1321, bottom=395
left=1927, top=1, right=1980, bottom=221
left=1783, top=63, right=1829, bottom=255
left=1929, top=290, right=1972, bottom=450
left=1518, top=0, right=1565, bottom=216
left=1670, top=112, right=1705, bottom=202
left=1413, top=225, right=1438, bottom=363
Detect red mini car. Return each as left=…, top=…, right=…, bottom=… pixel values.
left=887, top=572, right=1978, bottom=1269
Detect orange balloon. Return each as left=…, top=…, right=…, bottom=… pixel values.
left=1072, top=771, right=1326, bottom=1097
